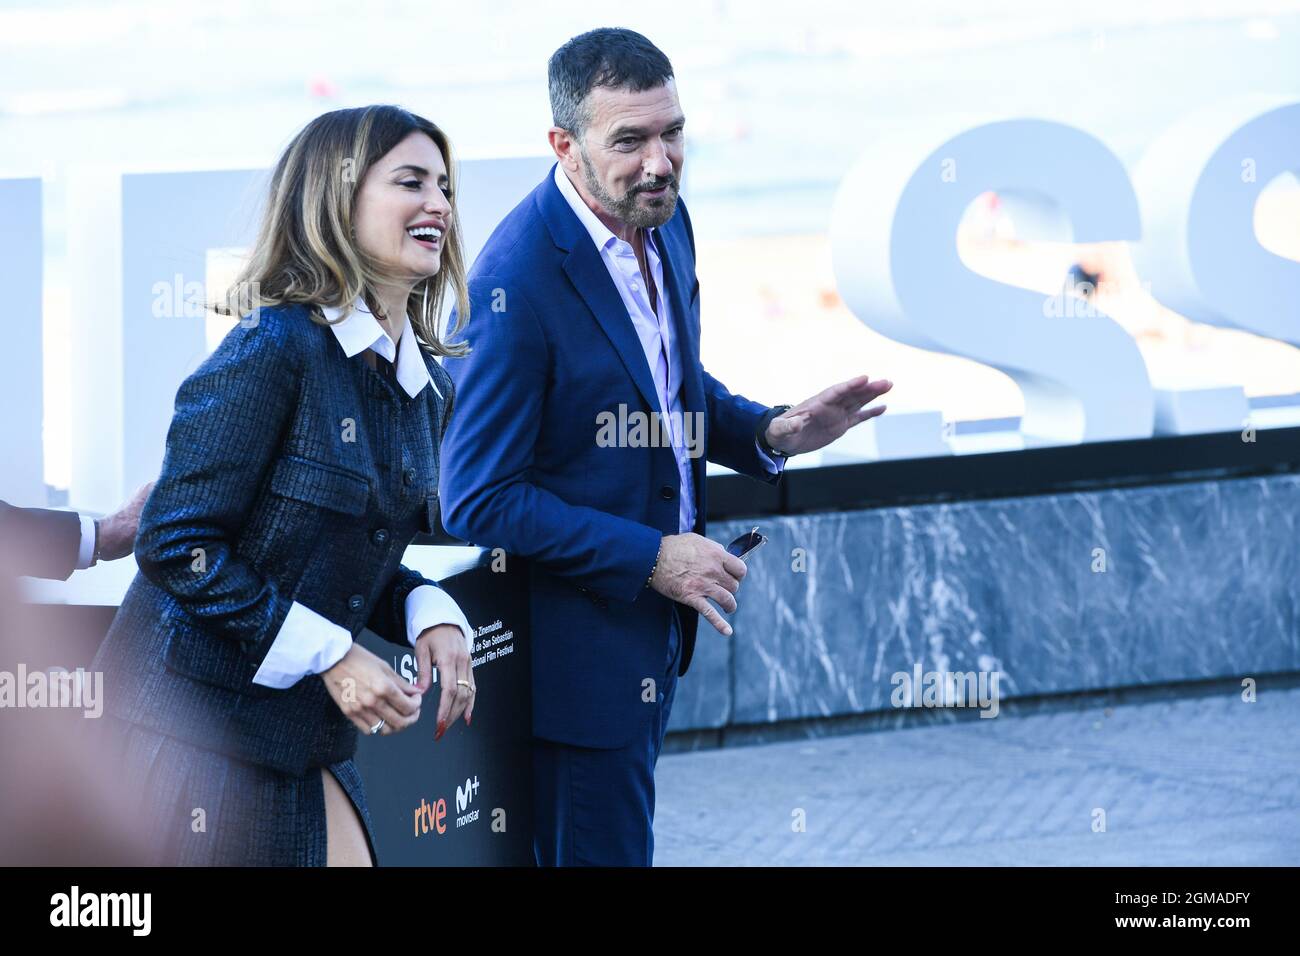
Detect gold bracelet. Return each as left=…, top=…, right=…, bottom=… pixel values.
left=645, top=538, right=663, bottom=587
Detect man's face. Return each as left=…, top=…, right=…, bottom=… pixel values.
left=573, top=79, right=685, bottom=230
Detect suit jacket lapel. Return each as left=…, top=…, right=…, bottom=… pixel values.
left=651, top=225, right=704, bottom=418
left=651, top=221, right=708, bottom=502
left=540, top=168, right=663, bottom=416
left=561, top=248, right=663, bottom=416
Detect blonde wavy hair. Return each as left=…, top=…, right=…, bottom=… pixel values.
left=220, top=105, right=469, bottom=357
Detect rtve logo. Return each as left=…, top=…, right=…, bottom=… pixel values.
left=413, top=796, right=448, bottom=838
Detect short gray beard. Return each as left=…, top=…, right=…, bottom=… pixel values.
left=578, top=144, right=678, bottom=229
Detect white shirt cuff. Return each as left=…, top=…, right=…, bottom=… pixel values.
left=76, top=514, right=96, bottom=570
left=755, top=437, right=786, bottom=475
left=405, top=584, right=474, bottom=656
left=251, top=600, right=352, bottom=688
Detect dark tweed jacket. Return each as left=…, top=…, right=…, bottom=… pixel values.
left=92, top=302, right=456, bottom=776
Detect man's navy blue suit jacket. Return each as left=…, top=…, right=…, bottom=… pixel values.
left=441, top=165, right=780, bottom=750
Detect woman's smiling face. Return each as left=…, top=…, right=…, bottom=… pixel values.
left=353, top=130, right=453, bottom=285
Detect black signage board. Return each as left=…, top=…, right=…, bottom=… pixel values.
left=354, top=555, right=533, bottom=866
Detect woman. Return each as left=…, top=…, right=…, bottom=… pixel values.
left=90, top=105, right=477, bottom=866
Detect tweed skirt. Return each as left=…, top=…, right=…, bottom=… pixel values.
left=94, top=714, right=378, bottom=866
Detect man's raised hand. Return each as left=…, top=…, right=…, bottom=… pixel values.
left=764, top=375, right=893, bottom=457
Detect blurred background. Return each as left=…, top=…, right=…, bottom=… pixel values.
left=3, top=0, right=1299, bottom=871
left=2, top=0, right=1298, bottom=494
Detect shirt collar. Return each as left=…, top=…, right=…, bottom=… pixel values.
left=553, top=163, right=658, bottom=258
left=317, top=299, right=440, bottom=400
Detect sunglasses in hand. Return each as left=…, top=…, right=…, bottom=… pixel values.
left=725, top=526, right=767, bottom=561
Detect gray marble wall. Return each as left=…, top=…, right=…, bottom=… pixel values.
left=668, top=473, right=1300, bottom=733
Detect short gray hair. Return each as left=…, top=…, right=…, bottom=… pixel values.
left=548, top=28, right=674, bottom=139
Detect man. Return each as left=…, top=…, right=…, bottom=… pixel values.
left=0, top=482, right=155, bottom=865
left=0, top=482, right=153, bottom=580
left=440, top=27, right=891, bottom=866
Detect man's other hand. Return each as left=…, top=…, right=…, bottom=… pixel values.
left=649, top=532, right=747, bottom=637
left=98, top=481, right=155, bottom=562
